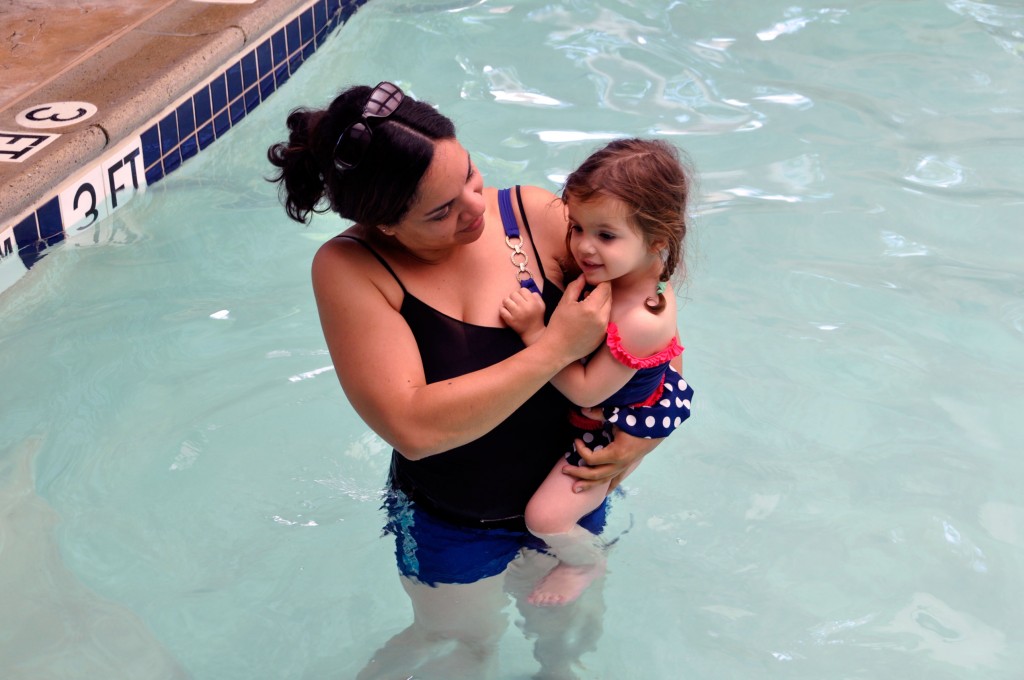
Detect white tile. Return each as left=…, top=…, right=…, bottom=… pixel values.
left=59, top=136, right=146, bottom=238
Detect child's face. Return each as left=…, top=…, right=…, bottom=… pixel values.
left=566, top=195, right=659, bottom=287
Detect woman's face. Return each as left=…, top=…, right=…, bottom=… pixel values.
left=389, top=138, right=486, bottom=256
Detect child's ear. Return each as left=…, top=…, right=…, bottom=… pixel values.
left=649, top=238, right=668, bottom=253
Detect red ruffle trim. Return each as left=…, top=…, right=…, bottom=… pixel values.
left=605, top=322, right=684, bottom=369
left=568, top=410, right=605, bottom=430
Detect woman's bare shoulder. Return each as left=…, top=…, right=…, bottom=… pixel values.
left=310, top=228, right=401, bottom=302
left=517, top=184, right=561, bottom=217
left=516, top=184, right=567, bottom=270
left=312, top=227, right=371, bottom=272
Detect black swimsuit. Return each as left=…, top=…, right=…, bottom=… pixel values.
left=340, top=187, right=570, bottom=527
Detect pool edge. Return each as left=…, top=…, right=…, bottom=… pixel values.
left=0, top=0, right=370, bottom=298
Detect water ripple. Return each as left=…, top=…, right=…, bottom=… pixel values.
left=905, top=154, right=967, bottom=189
left=876, top=593, right=1007, bottom=670
left=947, top=0, right=1024, bottom=58
left=756, top=7, right=851, bottom=42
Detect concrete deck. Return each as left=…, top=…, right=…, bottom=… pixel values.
left=0, top=0, right=314, bottom=227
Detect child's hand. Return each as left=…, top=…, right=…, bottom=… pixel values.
left=500, top=287, right=546, bottom=344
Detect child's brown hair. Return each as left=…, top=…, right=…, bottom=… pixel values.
left=562, top=138, right=692, bottom=313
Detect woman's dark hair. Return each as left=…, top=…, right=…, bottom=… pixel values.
left=562, top=138, right=692, bottom=314
left=267, top=84, right=456, bottom=228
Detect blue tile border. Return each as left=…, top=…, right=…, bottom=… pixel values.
left=0, top=0, right=370, bottom=293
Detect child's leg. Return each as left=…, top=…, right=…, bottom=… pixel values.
left=505, top=549, right=607, bottom=679
left=524, top=457, right=610, bottom=607
left=525, top=456, right=609, bottom=536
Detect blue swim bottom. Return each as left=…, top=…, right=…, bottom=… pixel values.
left=382, top=490, right=610, bottom=587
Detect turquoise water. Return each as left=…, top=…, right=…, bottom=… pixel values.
left=2, top=0, right=1023, bottom=677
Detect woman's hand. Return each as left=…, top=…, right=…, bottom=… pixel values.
left=538, top=277, right=611, bottom=364
left=562, top=427, right=660, bottom=493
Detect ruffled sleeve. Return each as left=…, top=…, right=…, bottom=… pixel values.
left=606, top=322, right=683, bottom=369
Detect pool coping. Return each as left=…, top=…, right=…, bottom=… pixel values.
left=0, top=0, right=370, bottom=298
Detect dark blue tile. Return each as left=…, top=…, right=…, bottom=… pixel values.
left=180, top=134, right=198, bottom=162
left=210, top=73, right=228, bottom=112
left=288, top=50, right=305, bottom=74
left=327, top=0, right=341, bottom=18
left=13, top=212, right=43, bottom=269
left=244, top=85, right=261, bottom=114
left=302, top=38, right=316, bottom=60
left=193, top=87, right=212, bottom=126
left=314, top=1, right=328, bottom=32
left=286, top=18, right=301, bottom=56
left=13, top=212, right=38, bottom=251
left=256, top=40, right=273, bottom=77
left=213, top=111, right=231, bottom=138
left=316, top=23, right=330, bottom=48
left=0, top=228, right=15, bottom=260
left=226, top=63, right=244, bottom=100
left=341, top=0, right=360, bottom=22
left=198, top=123, right=215, bottom=150
left=17, top=243, right=43, bottom=269
left=274, top=60, right=290, bottom=87
left=271, top=28, right=288, bottom=65
left=229, top=98, right=246, bottom=124
left=163, top=148, right=182, bottom=174
left=300, top=9, right=314, bottom=45
left=176, top=100, right=196, bottom=137
left=36, top=197, right=63, bottom=244
left=241, top=50, right=258, bottom=89
left=259, top=73, right=275, bottom=101
left=159, top=114, right=179, bottom=154
left=140, top=125, right=161, bottom=169
left=144, top=160, right=164, bottom=186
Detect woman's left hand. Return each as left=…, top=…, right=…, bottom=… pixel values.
left=562, top=428, right=661, bottom=494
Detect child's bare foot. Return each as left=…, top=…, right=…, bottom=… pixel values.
left=528, top=561, right=606, bottom=607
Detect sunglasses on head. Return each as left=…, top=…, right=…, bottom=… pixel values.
left=333, top=81, right=405, bottom=172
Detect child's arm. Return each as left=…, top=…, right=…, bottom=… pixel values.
left=551, top=346, right=635, bottom=407
left=499, top=287, right=548, bottom=346
left=500, top=289, right=640, bottom=408
left=557, top=306, right=680, bottom=407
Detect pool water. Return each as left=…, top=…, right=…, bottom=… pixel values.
left=2, top=0, right=1023, bottom=677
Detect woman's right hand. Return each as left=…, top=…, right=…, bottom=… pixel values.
left=539, top=277, right=611, bottom=364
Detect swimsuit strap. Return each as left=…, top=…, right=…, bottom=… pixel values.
left=498, top=187, right=541, bottom=294
left=336, top=234, right=407, bottom=293
left=514, top=185, right=548, bottom=282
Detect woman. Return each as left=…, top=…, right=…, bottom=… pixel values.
left=268, top=82, right=683, bottom=679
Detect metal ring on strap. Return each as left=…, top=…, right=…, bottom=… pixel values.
left=510, top=250, right=529, bottom=270
left=506, top=235, right=530, bottom=277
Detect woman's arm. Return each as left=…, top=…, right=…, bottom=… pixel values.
left=312, top=238, right=611, bottom=459
left=563, top=352, right=687, bottom=493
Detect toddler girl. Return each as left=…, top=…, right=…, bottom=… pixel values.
left=501, top=138, right=695, bottom=606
